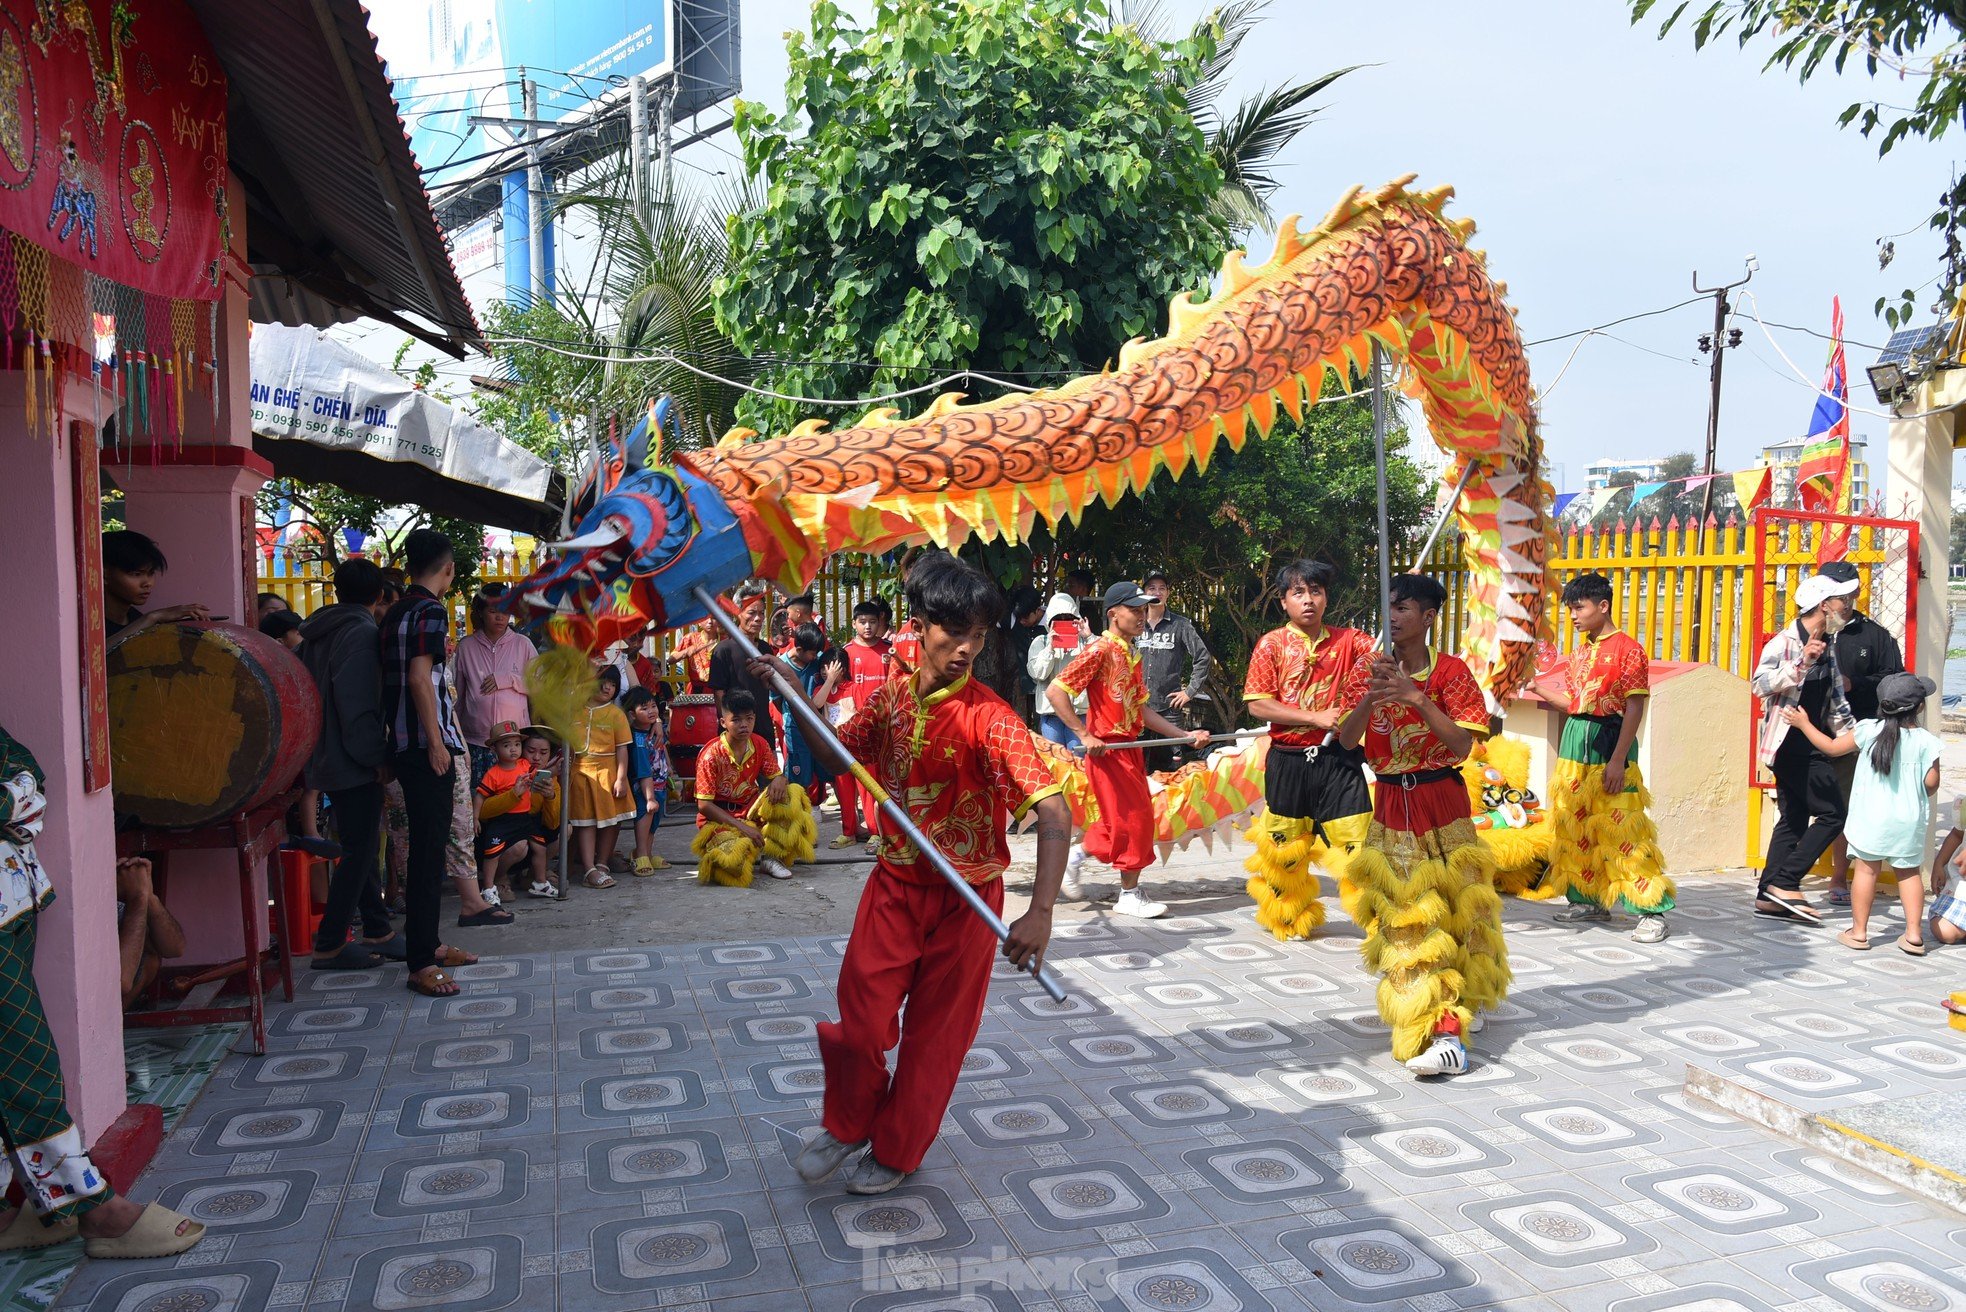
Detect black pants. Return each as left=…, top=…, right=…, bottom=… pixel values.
left=392, top=749, right=456, bottom=974
left=1761, top=735, right=1845, bottom=896
left=313, top=781, right=392, bottom=954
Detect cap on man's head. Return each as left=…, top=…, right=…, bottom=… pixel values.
left=1876, top=671, right=1937, bottom=715
left=1815, top=560, right=1860, bottom=586
left=1102, top=581, right=1152, bottom=613
left=1793, top=573, right=1860, bottom=614
left=1144, top=569, right=1169, bottom=586
left=488, top=720, right=525, bottom=744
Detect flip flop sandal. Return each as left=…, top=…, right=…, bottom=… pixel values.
left=582, top=867, right=618, bottom=889
left=0, top=1207, right=77, bottom=1251
left=82, top=1204, right=204, bottom=1260
left=406, top=967, right=460, bottom=998
left=526, top=882, right=561, bottom=899
left=1827, top=888, right=1852, bottom=907
left=434, top=945, right=479, bottom=967
left=828, top=833, right=860, bottom=850
left=1755, top=897, right=1822, bottom=926
left=456, top=906, right=516, bottom=927
left=310, top=943, right=384, bottom=970
left=1836, top=928, right=1871, bottom=951
left=1897, top=935, right=1929, bottom=957
left=363, top=932, right=408, bottom=961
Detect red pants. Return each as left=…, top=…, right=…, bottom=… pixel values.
left=833, top=772, right=884, bottom=840
left=1083, top=745, right=1154, bottom=873
left=818, top=866, right=1002, bottom=1172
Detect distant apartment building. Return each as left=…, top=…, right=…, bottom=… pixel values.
left=1583, top=456, right=1667, bottom=491
left=1758, top=437, right=1871, bottom=508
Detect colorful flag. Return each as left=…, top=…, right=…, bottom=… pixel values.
left=1732, top=466, right=1770, bottom=514
left=1630, top=481, right=1667, bottom=503
left=1798, top=297, right=1851, bottom=560
left=1552, top=492, right=1580, bottom=518
left=1589, top=484, right=1624, bottom=519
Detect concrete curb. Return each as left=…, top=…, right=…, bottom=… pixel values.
left=1683, top=1064, right=1966, bottom=1216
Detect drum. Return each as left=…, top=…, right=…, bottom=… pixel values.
left=667, top=692, right=718, bottom=783
left=108, top=622, right=321, bottom=829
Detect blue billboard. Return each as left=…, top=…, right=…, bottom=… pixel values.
left=370, top=1, right=673, bottom=180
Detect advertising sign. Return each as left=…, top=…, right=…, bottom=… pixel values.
left=369, top=1, right=673, bottom=182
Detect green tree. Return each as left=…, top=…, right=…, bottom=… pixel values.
left=713, top=0, right=1237, bottom=434
left=1629, top=1, right=1966, bottom=326
left=1951, top=507, right=1966, bottom=567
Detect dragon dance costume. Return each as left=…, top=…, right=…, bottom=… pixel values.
left=1241, top=623, right=1377, bottom=940
left=0, top=728, right=113, bottom=1225
left=690, top=732, right=815, bottom=887
left=1341, top=653, right=1510, bottom=1062
left=1051, top=630, right=1156, bottom=875
left=1545, top=630, right=1675, bottom=918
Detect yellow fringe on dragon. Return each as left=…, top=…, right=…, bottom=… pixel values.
left=1464, top=736, right=1556, bottom=898
left=1344, top=807, right=1510, bottom=1063
left=692, top=784, right=817, bottom=888
left=1242, top=810, right=1368, bottom=942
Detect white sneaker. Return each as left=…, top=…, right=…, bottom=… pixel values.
left=1405, top=1035, right=1470, bottom=1077
left=1113, top=888, right=1167, bottom=920
left=793, top=1130, right=865, bottom=1183
left=1552, top=903, right=1611, bottom=923
left=843, top=1153, right=909, bottom=1195
left=760, top=858, right=794, bottom=881
left=1631, top=915, right=1670, bottom=944
left=1468, top=1013, right=1486, bottom=1034
left=1059, top=844, right=1087, bottom=901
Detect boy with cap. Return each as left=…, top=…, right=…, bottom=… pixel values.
left=1046, top=581, right=1210, bottom=919
left=473, top=720, right=537, bottom=911
left=1748, top=570, right=1859, bottom=926
left=1526, top=573, right=1675, bottom=943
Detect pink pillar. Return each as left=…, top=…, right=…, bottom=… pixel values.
left=0, top=375, right=126, bottom=1139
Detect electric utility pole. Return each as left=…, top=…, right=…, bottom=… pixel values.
left=628, top=74, right=650, bottom=231
left=1693, top=257, right=1756, bottom=522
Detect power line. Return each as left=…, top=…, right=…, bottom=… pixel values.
left=1522, top=295, right=1707, bottom=347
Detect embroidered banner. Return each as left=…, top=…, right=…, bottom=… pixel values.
left=0, top=0, right=227, bottom=301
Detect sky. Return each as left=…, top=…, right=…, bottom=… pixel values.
left=367, top=1, right=1963, bottom=500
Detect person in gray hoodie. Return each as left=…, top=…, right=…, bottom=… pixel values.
left=299, top=558, right=395, bottom=970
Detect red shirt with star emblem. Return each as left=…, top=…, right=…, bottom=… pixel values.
left=1340, top=650, right=1490, bottom=775
left=830, top=637, right=893, bottom=721
left=837, top=671, right=1063, bottom=885
left=1565, top=629, right=1649, bottom=718
left=1242, top=624, right=1376, bottom=748
left=1050, top=632, right=1148, bottom=739
left=693, top=732, right=776, bottom=824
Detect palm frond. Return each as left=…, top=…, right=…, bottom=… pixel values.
left=1184, top=0, right=1270, bottom=125
left=1210, top=66, right=1360, bottom=219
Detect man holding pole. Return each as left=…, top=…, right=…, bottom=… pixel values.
left=1046, top=582, right=1212, bottom=918
left=795, top=553, right=1073, bottom=1196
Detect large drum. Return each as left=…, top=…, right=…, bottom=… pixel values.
left=667, top=693, right=719, bottom=799
left=108, top=622, right=321, bottom=830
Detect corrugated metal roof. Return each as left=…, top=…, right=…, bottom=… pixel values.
left=187, top=0, right=481, bottom=355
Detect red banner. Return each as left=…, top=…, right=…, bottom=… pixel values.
left=0, top=0, right=227, bottom=300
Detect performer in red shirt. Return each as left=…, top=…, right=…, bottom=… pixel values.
left=1045, top=581, right=1210, bottom=919
left=1241, top=559, right=1377, bottom=941
left=794, top=553, right=1071, bottom=1196
left=1526, top=572, right=1674, bottom=942
left=1337, top=574, right=1506, bottom=1077
left=829, top=598, right=895, bottom=852
left=691, top=690, right=796, bottom=886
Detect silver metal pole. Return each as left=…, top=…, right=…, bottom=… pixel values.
left=523, top=76, right=547, bottom=306
left=1413, top=459, right=1480, bottom=569
left=627, top=74, right=650, bottom=232
left=657, top=81, right=676, bottom=206
left=1370, top=341, right=1394, bottom=650
left=691, top=585, right=1068, bottom=1002
left=556, top=751, right=571, bottom=899
left=1102, top=729, right=1268, bottom=753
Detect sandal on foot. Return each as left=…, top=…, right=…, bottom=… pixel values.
left=1827, top=887, right=1852, bottom=907
left=82, top=1204, right=204, bottom=1260
left=406, top=967, right=460, bottom=998
left=1836, top=928, right=1871, bottom=951
left=1897, top=934, right=1929, bottom=956
left=310, top=943, right=384, bottom=971
left=0, top=1207, right=77, bottom=1251
left=1754, top=896, right=1823, bottom=927
left=456, top=906, right=515, bottom=927
left=829, top=832, right=860, bottom=850
left=364, top=932, right=408, bottom=961
left=582, top=866, right=617, bottom=889
left=526, top=881, right=561, bottom=899
left=433, top=944, right=479, bottom=967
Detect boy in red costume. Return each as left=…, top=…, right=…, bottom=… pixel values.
left=796, top=554, right=1072, bottom=1196
left=829, top=599, right=894, bottom=853
left=1046, top=581, right=1211, bottom=919
left=1338, top=574, right=1507, bottom=1077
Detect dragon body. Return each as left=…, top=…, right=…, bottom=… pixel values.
left=512, top=178, right=1553, bottom=853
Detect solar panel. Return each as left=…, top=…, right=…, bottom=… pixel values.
left=1875, top=322, right=1946, bottom=367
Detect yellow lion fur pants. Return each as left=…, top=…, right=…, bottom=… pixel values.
left=1545, top=757, right=1676, bottom=915
left=692, top=784, right=817, bottom=888
left=1345, top=808, right=1511, bottom=1062
left=1243, top=809, right=1369, bottom=941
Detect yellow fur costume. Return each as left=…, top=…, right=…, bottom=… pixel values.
left=692, top=784, right=818, bottom=888
left=1346, top=811, right=1511, bottom=1062
left=1464, top=736, right=1557, bottom=898
left=1546, top=752, right=1675, bottom=914
left=1243, top=810, right=1368, bottom=940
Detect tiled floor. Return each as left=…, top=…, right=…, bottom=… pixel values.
left=43, top=874, right=1966, bottom=1312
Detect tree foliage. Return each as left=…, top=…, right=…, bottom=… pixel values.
left=1631, top=0, right=1966, bottom=325
left=714, top=0, right=1237, bottom=434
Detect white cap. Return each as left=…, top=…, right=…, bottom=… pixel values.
left=1793, top=573, right=1860, bottom=614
